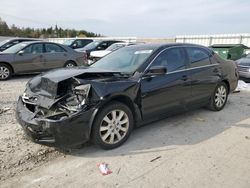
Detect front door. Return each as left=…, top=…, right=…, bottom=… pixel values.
left=140, top=47, right=191, bottom=121
left=14, top=43, right=45, bottom=73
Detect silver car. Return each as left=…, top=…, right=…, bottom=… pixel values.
left=0, top=41, right=88, bottom=80
left=236, top=54, right=250, bottom=79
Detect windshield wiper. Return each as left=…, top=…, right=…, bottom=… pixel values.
left=113, top=72, right=131, bottom=78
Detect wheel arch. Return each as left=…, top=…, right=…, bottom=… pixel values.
left=64, top=60, right=77, bottom=67
left=0, top=62, right=14, bottom=73
left=221, top=79, right=230, bottom=93
left=88, top=94, right=142, bottom=136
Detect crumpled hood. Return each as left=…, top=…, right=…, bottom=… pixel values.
left=40, top=66, right=120, bottom=83
left=24, top=66, right=138, bottom=109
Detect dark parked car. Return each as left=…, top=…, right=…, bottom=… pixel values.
left=76, top=40, right=123, bottom=58
left=63, top=38, right=94, bottom=49
left=236, top=54, right=250, bottom=80
left=0, top=41, right=87, bottom=80
left=16, top=43, right=238, bottom=149
left=0, top=38, right=41, bottom=52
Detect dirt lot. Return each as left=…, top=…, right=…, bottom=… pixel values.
left=1, top=76, right=250, bottom=188
left=0, top=75, right=65, bottom=181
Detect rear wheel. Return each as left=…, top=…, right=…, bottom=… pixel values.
left=92, top=102, right=134, bottom=149
left=64, top=61, right=76, bottom=68
left=0, top=63, right=12, bottom=80
left=208, top=82, right=228, bottom=111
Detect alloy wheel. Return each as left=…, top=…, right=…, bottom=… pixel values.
left=0, top=66, right=10, bottom=80
left=66, top=63, right=75, bottom=67
left=214, top=85, right=227, bottom=108
left=99, top=110, right=129, bottom=144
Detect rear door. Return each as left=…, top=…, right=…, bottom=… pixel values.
left=13, top=43, right=44, bottom=73
left=140, top=47, right=192, bottom=120
left=43, top=43, right=68, bottom=70
left=185, top=47, right=220, bottom=106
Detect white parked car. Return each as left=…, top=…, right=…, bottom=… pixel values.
left=88, top=42, right=134, bottom=64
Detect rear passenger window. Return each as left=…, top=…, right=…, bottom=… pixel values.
left=45, top=43, right=65, bottom=53
left=152, top=47, right=186, bottom=72
left=186, top=47, right=211, bottom=67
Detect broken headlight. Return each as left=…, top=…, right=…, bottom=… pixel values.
left=73, top=84, right=91, bottom=106
left=58, top=84, right=91, bottom=113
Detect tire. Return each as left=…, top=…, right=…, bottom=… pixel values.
left=208, top=82, right=228, bottom=111
left=92, top=102, right=134, bottom=149
left=0, top=63, right=12, bottom=80
left=64, top=61, right=76, bottom=68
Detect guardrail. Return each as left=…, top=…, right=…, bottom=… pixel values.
left=176, top=33, right=250, bottom=47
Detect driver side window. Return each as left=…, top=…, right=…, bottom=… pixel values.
left=152, top=47, right=186, bottom=72
left=23, top=44, right=43, bottom=54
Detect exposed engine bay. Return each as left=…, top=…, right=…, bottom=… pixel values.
left=20, top=67, right=138, bottom=123
left=22, top=77, right=91, bottom=121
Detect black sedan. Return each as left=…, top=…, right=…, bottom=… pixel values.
left=16, top=43, right=239, bottom=149
left=0, top=41, right=87, bottom=80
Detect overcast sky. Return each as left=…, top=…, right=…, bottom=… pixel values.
left=0, top=0, right=249, bottom=37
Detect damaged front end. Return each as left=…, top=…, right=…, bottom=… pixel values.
left=23, top=80, right=91, bottom=121
left=16, top=67, right=140, bottom=147
left=16, top=75, right=98, bottom=146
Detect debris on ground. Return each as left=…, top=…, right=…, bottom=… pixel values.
left=97, top=163, right=112, bottom=175
left=245, top=136, right=249, bottom=140
left=235, top=80, right=250, bottom=92
left=0, top=77, right=63, bottom=181
left=150, top=156, right=161, bottom=162
left=0, top=107, right=11, bottom=115
left=117, top=168, right=121, bottom=174
left=195, top=117, right=205, bottom=122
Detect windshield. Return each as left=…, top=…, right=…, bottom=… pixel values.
left=91, top=47, right=154, bottom=73
left=82, top=41, right=101, bottom=50
left=106, top=43, right=126, bottom=51
left=0, top=39, right=9, bottom=47
left=63, top=39, right=74, bottom=46
left=3, top=43, right=28, bottom=53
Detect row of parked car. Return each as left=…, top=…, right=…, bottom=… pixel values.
left=0, top=38, right=135, bottom=80
left=0, top=36, right=239, bottom=149
left=1, top=38, right=249, bottom=82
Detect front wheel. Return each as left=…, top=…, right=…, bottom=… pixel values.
left=0, top=63, right=12, bottom=80
left=208, top=82, right=228, bottom=111
left=64, top=61, right=76, bottom=68
left=92, top=102, right=134, bottom=149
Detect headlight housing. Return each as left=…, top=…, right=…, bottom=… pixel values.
left=74, top=84, right=91, bottom=106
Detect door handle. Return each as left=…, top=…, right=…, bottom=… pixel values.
left=213, top=68, right=219, bottom=73
left=181, top=75, right=188, bottom=81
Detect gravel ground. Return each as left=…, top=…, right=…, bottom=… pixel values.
left=1, top=75, right=250, bottom=188
left=0, top=75, right=65, bottom=181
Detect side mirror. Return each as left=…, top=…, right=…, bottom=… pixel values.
left=18, top=50, right=24, bottom=55
left=97, top=46, right=103, bottom=50
left=145, top=66, right=167, bottom=77
left=72, top=43, right=77, bottom=48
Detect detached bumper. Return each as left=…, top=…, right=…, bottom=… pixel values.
left=16, top=97, right=95, bottom=147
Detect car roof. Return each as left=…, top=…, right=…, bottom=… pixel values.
left=7, top=38, right=41, bottom=41
left=123, top=43, right=208, bottom=51
left=19, top=41, right=59, bottom=45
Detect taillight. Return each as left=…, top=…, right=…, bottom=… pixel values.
left=83, top=52, right=87, bottom=61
